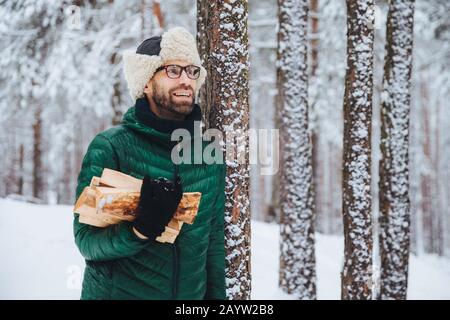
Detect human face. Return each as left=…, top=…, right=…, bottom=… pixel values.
left=144, top=60, right=198, bottom=121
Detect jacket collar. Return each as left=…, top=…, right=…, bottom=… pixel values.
left=121, top=97, right=203, bottom=148
left=134, top=97, right=202, bottom=136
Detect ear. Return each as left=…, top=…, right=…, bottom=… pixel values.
left=143, top=80, right=153, bottom=96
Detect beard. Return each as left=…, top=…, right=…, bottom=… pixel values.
left=151, top=82, right=195, bottom=118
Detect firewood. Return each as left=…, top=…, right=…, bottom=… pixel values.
left=94, top=187, right=140, bottom=220
left=73, top=169, right=202, bottom=244
left=99, top=168, right=142, bottom=191
left=75, top=186, right=201, bottom=226
left=167, top=218, right=184, bottom=231
left=156, top=226, right=179, bottom=244
left=89, top=176, right=101, bottom=188
left=74, top=187, right=96, bottom=213
left=174, top=192, right=202, bottom=224
left=154, top=219, right=183, bottom=244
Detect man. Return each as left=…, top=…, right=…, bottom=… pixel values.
left=73, top=27, right=226, bottom=300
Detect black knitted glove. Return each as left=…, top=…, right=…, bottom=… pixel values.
left=133, top=175, right=183, bottom=239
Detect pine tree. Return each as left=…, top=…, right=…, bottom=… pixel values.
left=197, top=0, right=252, bottom=300
left=379, top=0, right=415, bottom=300
left=341, top=0, right=375, bottom=300
left=277, top=0, right=316, bottom=299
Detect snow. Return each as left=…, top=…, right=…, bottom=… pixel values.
left=0, top=199, right=84, bottom=299
left=1, top=198, right=449, bottom=300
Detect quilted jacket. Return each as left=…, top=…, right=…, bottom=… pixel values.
left=73, top=98, right=226, bottom=300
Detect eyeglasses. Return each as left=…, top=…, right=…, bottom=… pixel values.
left=155, top=64, right=201, bottom=80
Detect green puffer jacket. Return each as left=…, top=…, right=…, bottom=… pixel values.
left=73, top=100, right=226, bottom=300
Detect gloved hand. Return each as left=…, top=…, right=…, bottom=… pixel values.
left=133, top=174, right=183, bottom=240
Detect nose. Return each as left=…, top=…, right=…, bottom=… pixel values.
left=178, top=69, right=191, bottom=84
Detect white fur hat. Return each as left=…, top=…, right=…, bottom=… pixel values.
left=123, top=27, right=207, bottom=102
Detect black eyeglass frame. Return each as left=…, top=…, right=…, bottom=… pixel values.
left=155, top=64, right=201, bottom=80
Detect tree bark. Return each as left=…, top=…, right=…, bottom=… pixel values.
left=197, top=0, right=251, bottom=300
left=277, top=0, right=316, bottom=300
left=341, top=0, right=374, bottom=300
left=379, top=0, right=415, bottom=300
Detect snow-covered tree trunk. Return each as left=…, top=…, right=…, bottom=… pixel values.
left=379, top=0, right=415, bottom=300
left=197, top=0, right=252, bottom=300
left=341, top=0, right=374, bottom=300
left=277, top=0, right=316, bottom=300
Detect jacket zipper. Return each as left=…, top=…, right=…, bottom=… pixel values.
left=172, top=242, right=178, bottom=299
left=171, top=154, right=180, bottom=299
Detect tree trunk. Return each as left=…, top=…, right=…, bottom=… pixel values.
left=434, top=102, right=444, bottom=256
left=379, top=0, right=415, bottom=300
left=310, top=0, right=319, bottom=77
left=341, top=0, right=374, bottom=300
left=33, top=106, right=44, bottom=200
left=152, top=0, right=164, bottom=28
left=420, top=80, right=433, bottom=254
left=110, top=52, right=123, bottom=126
left=196, top=1, right=211, bottom=129
left=140, top=0, right=148, bottom=40
left=309, top=0, right=322, bottom=232
left=5, top=133, right=18, bottom=196
left=18, top=144, right=24, bottom=195
left=197, top=0, right=251, bottom=300
left=277, top=0, right=316, bottom=300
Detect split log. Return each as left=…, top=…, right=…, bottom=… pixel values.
left=99, top=168, right=142, bottom=190
left=174, top=192, right=202, bottom=224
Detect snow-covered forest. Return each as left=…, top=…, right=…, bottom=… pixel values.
left=0, top=0, right=449, bottom=300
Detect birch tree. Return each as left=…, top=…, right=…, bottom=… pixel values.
left=277, top=0, right=316, bottom=299
left=341, top=0, right=375, bottom=300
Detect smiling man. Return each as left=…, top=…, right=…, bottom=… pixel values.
left=73, top=27, right=226, bottom=300
left=149, top=62, right=197, bottom=119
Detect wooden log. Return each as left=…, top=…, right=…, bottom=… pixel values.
left=93, top=186, right=201, bottom=223
left=74, top=187, right=97, bottom=213
left=94, top=187, right=140, bottom=220
left=90, top=176, right=101, bottom=188
left=75, top=188, right=201, bottom=225
left=100, top=168, right=142, bottom=191
left=155, top=235, right=167, bottom=243
left=156, top=227, right=179, bottom=244
left=174, top=192, right=202, bottom=224
left=154, top=219, right=183, bottom=244
left=73, top=170, right=202, bottom=237
left=168, top=218, right=184, bottom=231
left=158, top=233, right=178, bottom=244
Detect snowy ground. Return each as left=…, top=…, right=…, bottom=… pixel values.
left=251, top=220, right=450, bottom=300
left=1, top=198, right=449, bottom=300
